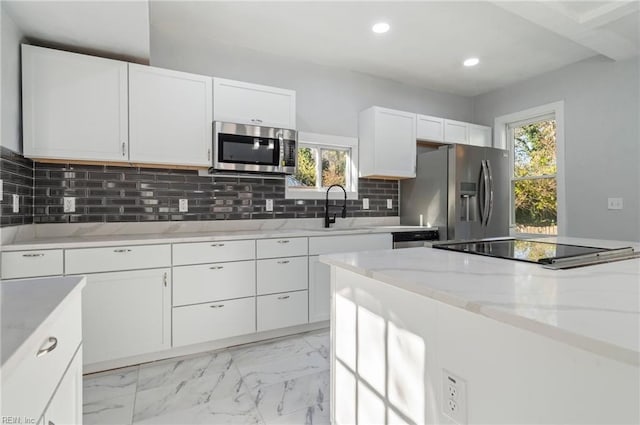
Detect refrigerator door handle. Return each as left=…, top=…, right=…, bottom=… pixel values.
left=485, top=159, right=495, bottom=226
left=477, top=161, right=486, bottom=224
left=480, top=160, right=490, bottom=226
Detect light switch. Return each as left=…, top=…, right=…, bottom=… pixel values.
left=607, top=198, right=623, bottom=210
left=0, top=179, right=3, bottom=201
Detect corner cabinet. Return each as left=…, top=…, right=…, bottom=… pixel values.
left=22, top=44, right=129, bottom=162
left=128, top=64, right=212, bottom=167
left=359, top=106, right=417, bottom=179
left=213, top=77, right=296, bottom=129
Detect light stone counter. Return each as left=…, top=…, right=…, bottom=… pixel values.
left=1, top=276, right=86, bottom=371
left=321, top=237, right=640, bottom=365
left=0, top=217, right=436, bottom=251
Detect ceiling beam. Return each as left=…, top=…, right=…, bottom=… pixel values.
left=492, top=1, right=639, bottom=61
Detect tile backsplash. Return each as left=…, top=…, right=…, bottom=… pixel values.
left=0, top=147, right=398, bottom=226
left=0, top=146, right=34, bottom=227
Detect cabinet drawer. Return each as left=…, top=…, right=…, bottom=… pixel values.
left=309, top=233, right=392, bottom=255
left=173, top=260, right=256, bottom=306
left=2, top=291, right=81, bottom=419
left=172, top=297, right=256, bottom=347
left=257, top=290, right=308, bottom=332
left=256, top=256, right=308, bottom=295
left=173, top=240, right=255, bottom=266
left=1, top=250, right=63, bottom=279
left=256, top=237, right=307, bottom=259
left=65, top=244, right=170, bottom=274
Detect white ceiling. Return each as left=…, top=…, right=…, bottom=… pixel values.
left=2, top=0, right=150, bottom=62
left=3, top=1, right=638, bottom=97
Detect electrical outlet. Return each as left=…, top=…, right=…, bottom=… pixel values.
left=179, top=198, right=188, bottom=213
left=362, top=198, right=369, bottom=210
left=387, top=199, right=393, bottom=209
left=0, top=179, right=3, bottom=201
left=12, top=194, right=19, bottom=213
left=63, top=197, right=76, bottom=213
left=442, top=370, right=467, bottom=424
left=265, top=199, right=274, bottom=212
left=607, top=197, right=623, bottom=210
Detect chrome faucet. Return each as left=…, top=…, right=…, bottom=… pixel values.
left=324, top=184, right=347, bottom=228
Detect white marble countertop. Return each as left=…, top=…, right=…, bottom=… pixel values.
left=1, top=276, right=86, bottom=372
left=0, top=222, right=436, bottom=251
left=320, top=237, right=640, bottom=366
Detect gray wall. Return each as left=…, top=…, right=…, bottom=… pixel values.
left=149, top=36, right=474, bottom=138
left=1, top=7, right=24, bottom=152
left=473, top=56, right=640, bottom=241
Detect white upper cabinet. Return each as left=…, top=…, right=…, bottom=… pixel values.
left=468, top=124, right=493, bottom=147
left=443, top=119, right=469, bottom=144
left=22, top=45, right=128, bottom=161
left=359, top=106, right=417, bottom=179
left=416, top=114, right=444, bottom=142
left=213, top=77, right=296, bottom=129
left=128, top=64, right=212, bottom=167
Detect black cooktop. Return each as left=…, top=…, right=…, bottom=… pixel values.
left=433, top=238, right=612, bottom=264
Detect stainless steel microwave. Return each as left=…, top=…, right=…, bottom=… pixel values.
left=212, top=122, right=297, bottom=174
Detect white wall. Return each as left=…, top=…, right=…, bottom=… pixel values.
left=1, top=6, right=24, bottom=152
left=473, top=56, right=640, bottom=242
left=149, top=36, right=474, bottom=138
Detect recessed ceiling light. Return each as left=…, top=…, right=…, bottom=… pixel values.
left=463, top=57, right=480, bottom=67
left=372, top=22, right=390, bottom=34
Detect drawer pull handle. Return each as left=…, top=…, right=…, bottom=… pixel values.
left=209, top=266, right=224, bottom=270
left=22, top=253, right=45, bottom=257
left=114, top=249, right=132, bottom=253
left=36, top=337, right=58, bottom=357
left=277, top=260, right=290, bottom=264
left=163, top=272, right=168, bottom=287
left=211, top=243, right=225, bottom=247
left=277, top=240, right=290, bottom=244
left=209, top=304, right=225, bottom=308
left=278, top=295, right=290, bottom=300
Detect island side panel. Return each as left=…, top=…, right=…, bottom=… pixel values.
left=331, top=266, right=439, bottom=425
left=330, top=267, right=640, bottom=425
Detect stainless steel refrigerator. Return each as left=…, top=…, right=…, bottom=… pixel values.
left=400, top=144, right=510, bottom=241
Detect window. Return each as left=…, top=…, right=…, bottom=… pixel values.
left=509, top=117, right=557, bottom=235
left=286, top=132, right=359, bottom=200
left=494, top=101, right=565, bottom=236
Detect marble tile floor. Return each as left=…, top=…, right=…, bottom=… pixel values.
left=82, top=329, right=330, bottom=425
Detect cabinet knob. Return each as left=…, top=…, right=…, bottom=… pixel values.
left=36, top=337, right=58, bottom=357
left=22, top=253, right=45, bottom=257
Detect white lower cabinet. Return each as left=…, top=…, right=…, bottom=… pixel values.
left=173, top=260, right=256, bottom=306
left=308, top=255, right=331, bottom=322
left=43, top=349, right=83, bottom=425
left=173, top=297, right=256, bottom=347
left=257, top=256, right=308, bottom=295
left=82, top=268, right=171, bottom=365
left=257, top=290, right=308, bottom=332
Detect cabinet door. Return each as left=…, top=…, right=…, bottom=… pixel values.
left=468, top=124, right=492, bottom=147
left=213, top=77, right=296, bottom=129
left=81, top=268, right=171, bottom=365
left=309, top=255, right=330, bottom=322
left=443, top=119, right=469, bottom=144
left=44, top=349, right=82, bottom=425
left=359, top=106, right=416, bottom=178
left=129, top=64, right=212, bottom=167
left=22, top=45, right=128, bottom=161
left=416, top=114, right=444, bottom=142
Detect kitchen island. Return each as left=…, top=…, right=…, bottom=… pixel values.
left=321, top=237, right=640, bottom=424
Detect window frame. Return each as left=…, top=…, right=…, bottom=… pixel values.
left=285, top=132, right=359, bottom=200
left=494, top=101, right=566, bottom=237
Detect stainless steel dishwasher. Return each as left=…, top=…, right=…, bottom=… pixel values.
left=392, top=229, right=440, bottom=249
